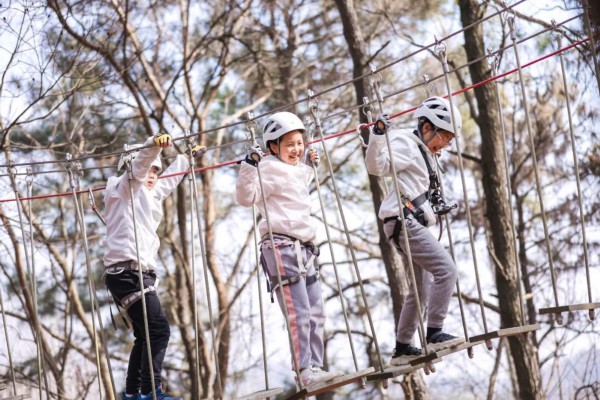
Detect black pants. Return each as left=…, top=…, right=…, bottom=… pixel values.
left=106, top=269, right=170, bottom=394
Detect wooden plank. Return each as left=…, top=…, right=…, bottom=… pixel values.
left=470, top=323, right=540, bottom=343
left=286, top=368, right=374, bottom=400
left=539, top=302, right=600, bottom=314
left=409, top=340, right=483, bottom=365
left=238, top=387, right=283, bottom=400
left=365, top=358, right=442, bottom=381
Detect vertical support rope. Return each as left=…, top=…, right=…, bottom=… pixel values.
left=0, top=166, right=18, bottom=393
left=185, top=134, right=223, bottom=398
left=488, top=49, right=526, bottom=324
left=367, top=75, right=429, bottom=355
left=436, top=43, right=492, bottom=348
left=244, top=115, right=304, bottom=390
left=25, top=168, right=50, bottom=398
left=553, top=27, right=594, bottom=321
left=65, top=155, right=106, bottom=398
left=307, top=91, right=386, bottom=371
left=507, top=15, right=562, bottom=324
left=433, top=160, right=471, bottom=353
left=304, top=119, right=361, bottom=376
left=123, top=151, right=158, bottom=400
left=183, top=137, right=202, bottom=395
left=251, top=205, right=270, bottom=390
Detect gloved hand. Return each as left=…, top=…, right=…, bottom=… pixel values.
left=154, top=133, right=172, bottom=148
left=307, top=148, right=320, bottom=167
left=191, top=145, right=207, bottom=159
left=245, top=145, right=263, bottom=167
left=373, top=114, right=391, bottom=136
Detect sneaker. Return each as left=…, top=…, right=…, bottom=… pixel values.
left=390, top=345, right=422, bottom=366
left=297, top=367, right=341, bottom=386
left=427, top=331, right=465, bottom=352
left=140, top=388, right=182, bottom=400
left=122, top=394, right=140, bottom=400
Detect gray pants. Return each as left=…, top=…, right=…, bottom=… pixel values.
left=261, top=241, right=325, bottom=370
left=384, top=217, right=457, bottom=344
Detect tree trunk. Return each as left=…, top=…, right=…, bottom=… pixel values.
left=332, top=0, right=427, bottom=398
left=458, top=1, right=544, bottom=398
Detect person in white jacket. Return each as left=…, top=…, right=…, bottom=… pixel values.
left=236, top=112, right=341, bottom=387
left=365, top=97, right=465, bottom=366
left=103, top=134, right=204, bottom=400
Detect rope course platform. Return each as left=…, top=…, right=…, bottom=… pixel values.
left=285, top=368, right=375, bottom=400
left=539, top=303, right=599, bottom=321
left=366, top=359, right=441, bottom=381
left=237, top=387, right=284, bottom=400
left=469, top=323, right=541, bottom=344
left=408, top=340, right=485, bottom=366
left=0, top=396, right=30, bottom=400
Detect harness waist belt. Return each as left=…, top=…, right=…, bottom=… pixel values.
left=104, top=260, right=155, bottom=274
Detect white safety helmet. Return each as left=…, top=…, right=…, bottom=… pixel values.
left=262, top=111, right=306, bottom=144
left=117, top=144, right=162, bottom=173
left=414, top=96, right=462, bottom=137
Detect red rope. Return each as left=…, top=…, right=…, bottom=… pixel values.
left=0, top=37, right=589, bottom=204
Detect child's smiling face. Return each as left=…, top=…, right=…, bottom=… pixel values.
left=270, top=130, right=305, bottom=165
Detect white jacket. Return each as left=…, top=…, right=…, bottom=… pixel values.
left=103, top=137, right=189, bottom=269
left=365, top=128, right=437, bottom=227
left=236, top=155, right=316, bottom=243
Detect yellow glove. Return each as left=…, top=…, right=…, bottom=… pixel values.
left=191, top=145, right=207, bottom=159
left=154, top=133, right=172, bottom=148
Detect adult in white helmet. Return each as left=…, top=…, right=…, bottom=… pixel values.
left=365, top=96, right=464, bottom=366
left=236, top=111, right=342, bottom=386
left=103, top=133, right=206, bottom=400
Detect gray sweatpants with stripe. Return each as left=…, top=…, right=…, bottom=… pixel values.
left=384, top=217, right=457, bottom=344
left=261, top=242, right=325, bottom=370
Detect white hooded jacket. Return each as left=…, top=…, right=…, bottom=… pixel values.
left=236, top=155, right=316, bottom=243
left=103, top=137, right=188, bottom=269
left=365, top=128, right=437, bottom=227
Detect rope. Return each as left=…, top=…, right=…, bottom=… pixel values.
left=307, top=93, right=386, bottom=371
left=433, top=160, right=471, bottom=349
left=305, top=121, right=362, bottom=375
left=185, top=138, right=224, bottom=397
left=0, top=1, right=530, bottom=171
left=251, top=205, right=270, bottom=391
left=64, top=157, right=107, bottom=398
left=437, top=44, right=491, bottom=348
left=553, top=28, right=594, bottom=321
left=489, top=50, right=527, bottom=325
left=0, top=284, right=17, bottom=395
left=367, top=79, right=429, bottom=355
left=25, top=170, right=50, bottom=398
left=185, top=147, right=203, bottom=394
left=507, top=15, right=561, bottom=324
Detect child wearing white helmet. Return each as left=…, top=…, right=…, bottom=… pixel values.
left=365, top=96, right=464, bottom=366
left=236, top=111, right=341, bottom=386
left=103, top=133, right=205, bottom=400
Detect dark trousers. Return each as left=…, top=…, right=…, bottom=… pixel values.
left=106, top=269, right=171, bottom=394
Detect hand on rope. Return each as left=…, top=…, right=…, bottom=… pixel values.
left=245, top=145, right=263, bottom=167
left=153, top=133, right=172, bottom=148
left=373, top=114, right=391, bottom=136
left=191, top=145, right=207, bottom=159
left=307, top=148, right=320, bottom=167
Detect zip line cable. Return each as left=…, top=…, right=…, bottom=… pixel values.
left=0, top=34, right=591, bottom=206
left=0, top=1, right=531, bottom=171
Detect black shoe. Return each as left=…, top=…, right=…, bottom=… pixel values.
left=427, top=331, right=464, bottom=351
left=390, top=345, right=422, bottom=366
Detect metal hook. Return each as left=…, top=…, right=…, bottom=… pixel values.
left=423, top=74, right=434, bottom=97
left=487, top=48, right=500, bottom=75
left=356, top=124, right=369, bottom=149
left=245, top=111, right=259, bottom=146
left=25, top=167, right=33, bottom=185
left=307, top=89, right=320, bottom=122
left=434, top=37, right=447, bottom=58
